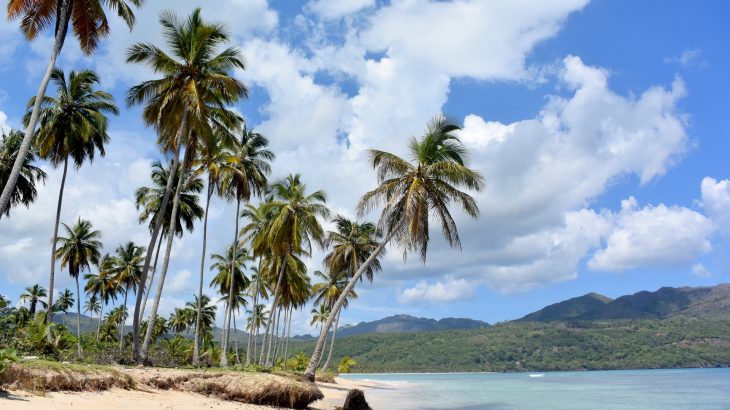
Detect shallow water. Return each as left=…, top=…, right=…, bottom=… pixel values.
left=342, top=368, right=730, bottom=409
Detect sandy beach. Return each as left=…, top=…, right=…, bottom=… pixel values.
left=0, top=376, right=381, bottom=410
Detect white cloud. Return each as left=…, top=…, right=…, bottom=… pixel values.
left=398, top=277, right=475, bottom=304
left=589, top=197, right=714, bottom=272
left=701, top=177, right=730, bottom=235
left=691, top=263, right=712, bottom=278
left=0, top=110, right=9, bottom=133
left=306, top=0, right=375, bottom=20
left=664, top=48, right=708, bottom=69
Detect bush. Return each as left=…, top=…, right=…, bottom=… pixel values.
left=0, top=348, right=18, bottom=376
left=285, top=352, right=310, bottom=372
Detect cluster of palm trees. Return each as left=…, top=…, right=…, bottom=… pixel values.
left=1, top=2, right=485, bottom=381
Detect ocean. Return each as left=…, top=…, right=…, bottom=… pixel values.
left=341, top=368, right=730, bottom=409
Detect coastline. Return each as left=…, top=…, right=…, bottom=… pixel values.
left=311, top=377, right=385, bottom=410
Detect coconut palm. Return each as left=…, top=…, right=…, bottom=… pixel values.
left=243, top=265, right=269, bottom=365
left=0, top=130, right=46, bottom=217
left=324, top=216, right=383, bottom=283
left=304, top=115, right=484, bottom=380
left=84, top=254, right=118, bottom=339
left=272, top=255, right=311, bottom=366
left=55, top=218, right=102, bottom=356
left=190, top=133, right=236, bottom=366
left=24, top=68, right=118, bottom=323
left=53, top=289, right=75, bottom=315
left=127, top=8, right=247, bottom=361
left=1, top=0, right=142, bottom=216
left=186, top=295, right=216, bottom=345
left=20, top=284, right=48, bottom=316
left=111, top=241, right=145, bottom=349
left=84, top=295, right=101, bottom=329
left=310, top=304, right=330, bottom=330
left=168, top=308, right=191, bottom=335
left=217, top=127, right=272, bottom=367
left=135, top=160, right=204, bottom=321
left=258, top=174, right=329, bottom=366
left=246, top=303, right=267, bottom=362
left=311, top=269, right=357, bottom=371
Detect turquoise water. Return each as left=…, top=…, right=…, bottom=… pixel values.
left=341, top=368, right=730, bottom=409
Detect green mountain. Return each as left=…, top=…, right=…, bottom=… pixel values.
left=518, top=284, right=730, bottom=322
left=334, top=314, right=488, bottom=338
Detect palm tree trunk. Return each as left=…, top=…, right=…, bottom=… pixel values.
left=75, top=276, right=82, bottom=358
left=221, top=198, right=241, bottom=367
left=245, top=264, right=260, bottom=366
left=272, top=306, right=283, bottom=364
left=233, top=310, right=240, bottom=365
left=283, top=306, right=292, bottom=366
left=0, top=0, right=71, bottom=216
left=193, top=184, right=213, bottom=367
left=97, top=302, right=104, bottom=341
left=133, top=120, right=187, bottom=361
left=45, top=157, right=69, bottom=326
left=304, top=230, right=394, bottom=381
left=141, top=146, right=188, bottom=361
left=120, top=287, right=128, bottom=350
left=140, top=233, right=163, bottom=323
left=261, top=253, right=287, bottom=366
left=322, top=308, right=341, bottom=371
left=265, top=304, right=278, bottom=365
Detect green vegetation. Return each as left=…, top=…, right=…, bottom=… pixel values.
left=0, top=348, right=18, bottom=376
left=291, top=318, right=730, bottom=373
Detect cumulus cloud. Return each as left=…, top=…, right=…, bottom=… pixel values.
left=399, top=278, right=475, bottom=304
left=306, top=0, right=375, bottom=20
left=588, top=197, right=714, bottom=272
left=691, top=263, right=712, bottom=278
left=701, top=177, right=730, bottom=234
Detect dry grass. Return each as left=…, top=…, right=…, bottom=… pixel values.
left=1, top=361, right=323, bottom=409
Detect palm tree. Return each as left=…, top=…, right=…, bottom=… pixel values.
left=135, top=160, right=204, bottom=321
left=217, top=127, right=272, bottom=367
left=186, top=295, right=216, bottom=346
left=53, top=289, right=75, bottom=315
left=168, top=308, right=190, bottom=334
left=310, top=304, right=330, bottom=332
left=25, top=68, right=118, bottom=323
left=20, top=284, right=48, bottom=316
left=246, top=303, right=267, bottom=362
left=304, top=115, right=485, bottom=380
left=243, top=265, right=269, bottom=365
left=0, top=130, right=46, bottom=216
left=1, top=0, right=142, bottom=216
left=324, top=216, right=383, bottom=283
left=0, top=295, right=10, bottom=310
left=111, top=241, right=145, bottom=350
left=55, top=218, right=102, bottom=356
left=258, top=174, right=329, bottom=367
left=190, top=133, right=236, bottom=366
left=84, top=295, right=101, bottom=329
left=84, top=254, right=118, bottom=339
left=209, top=243, right=251, bottom=364
left=311, top=269, right=357, bottom=371
left=127, top=8, right=247, bottom=361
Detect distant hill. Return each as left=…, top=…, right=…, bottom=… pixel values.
left=518, top=284, right=730, bottom=322
left=329, top=314, right=488, bottom=338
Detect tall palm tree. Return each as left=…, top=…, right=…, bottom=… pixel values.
left=168, top=307, right=190, bottom=334
left=25, top=68, right=117, bottom=323
left=324, top=216, right=383, bottom=283
left=135, top=160, right=204, bottom=321
left=259, top=174, right=329, bottom=366
left=190, top=133, right=236, bottom=367
left=312, top=269, right=357, bottom=371
left=304, top=115, right=485, bottom=380
left=55, top=218, right=102, bottom=356
left=53, top=289, right=75, bottom=314
left=84, top=295, right=101, bottom=330
left=0, top=130, right=46, bottom=216
left=84, top=254, right=118, bottom=339
left=1, top=0, right=142, bottom=216
left=186, top=294, right=216, bottom=346
left=209, top=243, right=251, bottom=364
left=218, top=127, right=272, bottom=367
left=246, top=303, right=267, bottom=362
left=243, top=265, right=269, bottom=365
left=310, top=304, right=330, bottom=331
left=126, top=8, right=247, bottom=361
left=272, top=254, right=310, bottom=365
left=20, top=284, right=47, bottom=316
left=111, top=241, right=145, bottom=350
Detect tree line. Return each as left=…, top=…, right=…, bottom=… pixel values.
left=0, top=1, right=484, bottom=381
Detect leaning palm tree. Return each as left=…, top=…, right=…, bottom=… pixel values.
left=111, top=241, right=145, bottom=350
left=55, top=218, right=103, bottom=357
left=135, top=160, right=204, bottom=321
left=126, top=8, right=247, bottom=361
left=258, top=174, right=329, bottom=366
left=25, top=68, right=118, bottom=323
left=0, top=130, right=46, bottom=216
left=304, top=115, right=485, bottom=380
left=311, top=269, right=357, bottom=371
left=217, top=127, right=272, bottom=367
left=20, top=284, right=48, bottom=316
left=84, top=254, right=118, bottom=339
left=1, top=0, right=143, bottom=216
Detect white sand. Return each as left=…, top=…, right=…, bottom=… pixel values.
left=310, top=377, right=382, bottom=410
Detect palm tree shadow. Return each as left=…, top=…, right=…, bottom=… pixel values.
left=0, top=390, right=29, bottom=401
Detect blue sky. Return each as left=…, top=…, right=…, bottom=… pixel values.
left=1, top=0, right=729, bottom=334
